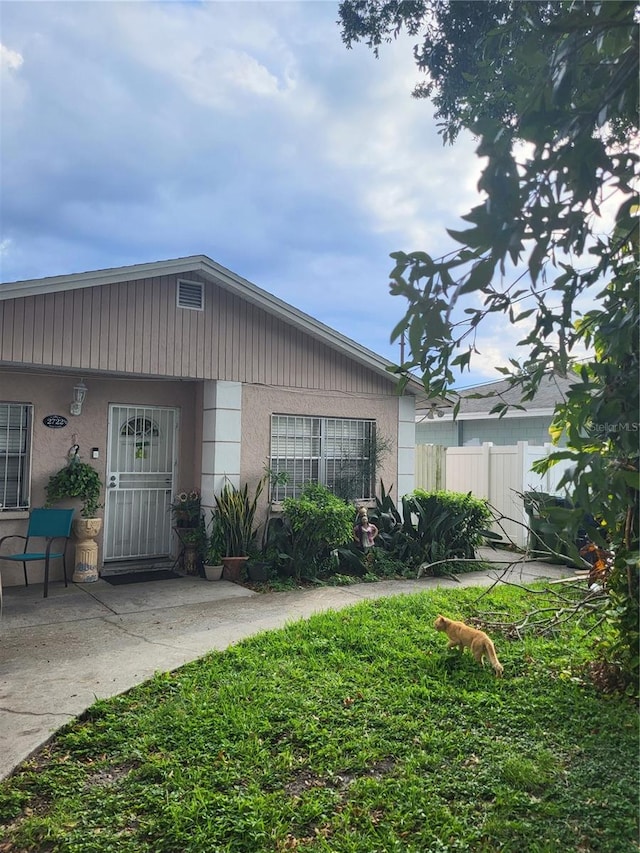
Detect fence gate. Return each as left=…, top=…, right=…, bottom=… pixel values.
left=103, top=405, right=178, bottom=564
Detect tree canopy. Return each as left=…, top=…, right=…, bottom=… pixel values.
left=340, top=1, right=576, bottom=142
left=339, top=0, right=639, bottom=689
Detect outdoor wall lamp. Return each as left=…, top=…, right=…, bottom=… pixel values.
left=70, top=378, right=87, bottom=416
left=425, top=403, right=444, bottom=420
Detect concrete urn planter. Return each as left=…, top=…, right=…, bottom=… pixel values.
left=72, top=517, right=103, bottom=583
left=204, top=564, right=223, bottom=581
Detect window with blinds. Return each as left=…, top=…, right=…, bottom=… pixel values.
left=0, top=403, right=32, bottom=510
left=270, top=415, right=376, bottom=502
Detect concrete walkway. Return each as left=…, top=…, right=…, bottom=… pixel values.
left=0, top=552, right=571, bottom=781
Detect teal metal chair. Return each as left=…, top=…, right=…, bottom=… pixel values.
left=0, top=508, right=75, bottom=598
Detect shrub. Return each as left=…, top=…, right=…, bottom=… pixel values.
left=412, top=489, right=491, bottom=551
left=402, top=489, right=492, bottom=571
left=280, top=483, right=354, bottom=580
left=360, top=546, right=405, bottom=578
left=367, top=486, right=491, bottom=573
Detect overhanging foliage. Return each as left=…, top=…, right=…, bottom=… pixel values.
left=339, top=0, right=639, bottom=688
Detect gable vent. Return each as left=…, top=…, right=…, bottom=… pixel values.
left=177, top=279, right=204, bottom=310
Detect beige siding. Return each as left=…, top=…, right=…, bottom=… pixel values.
left=0, top=272, right=396, bottom=396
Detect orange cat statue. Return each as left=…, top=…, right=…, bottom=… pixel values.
left=434, top=615, right=504, bottom=677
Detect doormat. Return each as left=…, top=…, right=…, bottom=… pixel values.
left=102, top=570, right=183, bottom=586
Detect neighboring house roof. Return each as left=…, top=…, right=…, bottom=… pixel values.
left=1, top=254, right=424, bottom=396
left=416, top=373, right=573, bottom=421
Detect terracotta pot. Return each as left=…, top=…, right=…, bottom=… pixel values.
left=221, top=555, right=248, bottom=583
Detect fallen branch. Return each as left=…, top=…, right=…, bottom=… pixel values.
left=469, top=582, right=608, bottom=639
left=416, top=557, right=494, bottom=579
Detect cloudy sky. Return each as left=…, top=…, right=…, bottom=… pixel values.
left=1, top=0, right=533, bottom=388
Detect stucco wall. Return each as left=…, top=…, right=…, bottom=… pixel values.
left=1, top=368, right=404, bottom=588
left=0, top=369, right=198, bottom=586
left=241, top=384, right=400, bottom=517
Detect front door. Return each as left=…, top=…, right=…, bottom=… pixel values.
left=103, top=405, right=178, bottom=563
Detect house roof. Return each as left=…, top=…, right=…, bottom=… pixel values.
left=1, top=254, right=425, bottom=396
left=416, top=373, right=573, bottom=421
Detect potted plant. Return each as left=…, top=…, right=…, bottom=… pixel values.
left=174, top=524, right=206, bottom=576
left=45, top=457, right=103, bottom=519
left=45, top=456, right=103, bottom=583
left=203, top=514, right=225, bottom=581
left=170, top=489, right=202, bottom=529
left=170, top=489, right=205, bottom=575
left=214, top=476, right=265, bottom=582
left=246, top=557, right=270, bottom=582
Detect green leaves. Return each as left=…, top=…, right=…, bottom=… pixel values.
left=459, top=257, right=497, bottom=295
left=214, top=476, right=265, bottom=557
left=400, top=489, right=493, bottom=568
left=280, top=483, right=353, bottom=580
left=3, top=585, right=639, bottom=851
left=45, top=459, right=103, bottom=518
left=342, top=1, right=639, bottom=688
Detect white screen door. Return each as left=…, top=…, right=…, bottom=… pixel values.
left=103, top=405, right=178, bottom=561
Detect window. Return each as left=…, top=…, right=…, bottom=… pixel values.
left=119, top=416, right=159, bottom=438
left=0, top=403, right=32, bottom=510
left=120, top=415, right=160, bottom=460
left=270, top=415, right=376, bottom=502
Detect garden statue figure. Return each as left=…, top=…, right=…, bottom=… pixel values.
left=353, top=507, right=378, bottom=550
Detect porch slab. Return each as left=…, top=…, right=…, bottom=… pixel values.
left=83, top=574, right=255, bottom=615
left=0, top=575, right=255, bottom=628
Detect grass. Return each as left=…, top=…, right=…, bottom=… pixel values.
left=0, top=583, right=637, bottom=852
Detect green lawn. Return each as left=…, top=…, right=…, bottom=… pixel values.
left=1, top=584, right=637, bottom=852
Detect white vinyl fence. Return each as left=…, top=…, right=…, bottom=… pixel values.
left=415, top=441, right=573, bottom=548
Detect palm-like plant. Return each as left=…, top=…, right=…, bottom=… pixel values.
left=214, top=477, right=266, bottom=557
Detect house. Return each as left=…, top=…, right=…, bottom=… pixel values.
left=0, top=255, right=421, bottom=587
left=415, top=374, right=572, bottom=447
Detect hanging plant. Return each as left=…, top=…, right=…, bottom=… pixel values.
left=45, top=458, right=103, bottom=518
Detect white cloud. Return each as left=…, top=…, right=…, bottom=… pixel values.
left=318, top=39, right=484, bottom=252
left=106, top=2, right=296, bottom=110
left=0, top=43, right=23, bottom=70
left=0, top=1, right=512, bottom=381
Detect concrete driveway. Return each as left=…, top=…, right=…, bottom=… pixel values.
left=0, top=553, right=571, bottom=781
